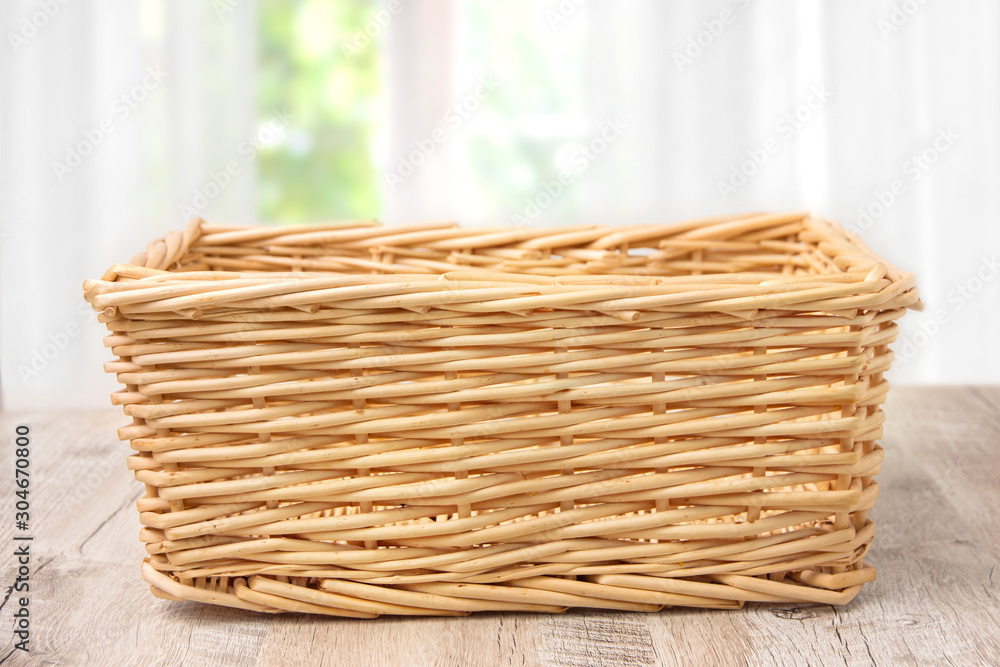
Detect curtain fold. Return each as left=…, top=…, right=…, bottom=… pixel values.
left=1, top=0, right=258, bottom=409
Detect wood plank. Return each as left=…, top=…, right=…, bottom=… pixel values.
left=0, top=388, right=998, bottom=666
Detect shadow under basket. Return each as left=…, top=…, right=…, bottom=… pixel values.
left=82, top=212, right=921, bottom=617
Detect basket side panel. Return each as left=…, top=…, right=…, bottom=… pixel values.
left=99, top=299, right=906, bottom=614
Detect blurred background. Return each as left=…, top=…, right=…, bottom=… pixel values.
left=1, top=0, right=998, bottom=409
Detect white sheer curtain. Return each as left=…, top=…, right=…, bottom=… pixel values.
left=2, top=0, right=258, bottom=409
left=2, top=0, right=998, bottom=410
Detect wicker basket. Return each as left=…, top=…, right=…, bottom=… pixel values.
left=82, top=212, right=920, bottom=616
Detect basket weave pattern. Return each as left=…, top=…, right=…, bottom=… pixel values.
left=83, top=212, right=920, bottom=616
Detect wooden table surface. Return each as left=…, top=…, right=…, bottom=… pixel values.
left=1, top=386, right=998, bottom=666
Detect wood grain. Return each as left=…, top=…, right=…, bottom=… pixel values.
left=1, top=387, right=998, bottom=666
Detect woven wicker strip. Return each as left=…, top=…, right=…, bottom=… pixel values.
left=83, top=212, right=921, bottom=615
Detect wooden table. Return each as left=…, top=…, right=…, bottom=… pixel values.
left=2, top=387, right=998, bottom=666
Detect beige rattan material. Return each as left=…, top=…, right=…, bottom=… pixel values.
left=83, top=212, right=921, bottom=616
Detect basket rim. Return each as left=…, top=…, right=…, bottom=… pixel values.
left=83, top=212, right=923, bottom=318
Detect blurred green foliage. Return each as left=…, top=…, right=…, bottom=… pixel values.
left=255, top=0, right=588, bottom=226
left=455, top=1, right=587, bottom=223
left=257, top=0, right=381, bottom=222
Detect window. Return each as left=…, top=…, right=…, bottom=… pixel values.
left=257, top=0, right=382, bottom=221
